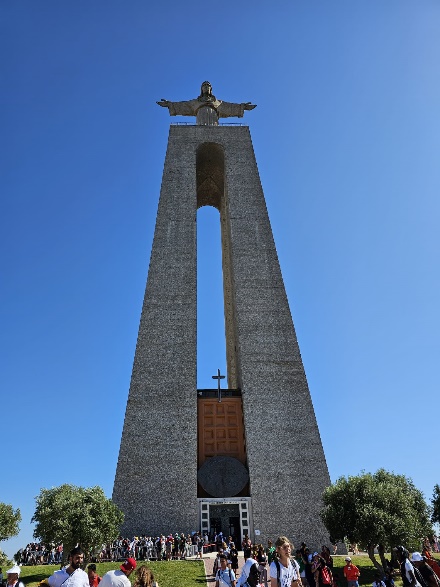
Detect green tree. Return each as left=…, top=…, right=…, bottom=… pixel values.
left=431, top=484, right=440, bottom=526
left=32, top=484, right=124, bottom=562
left=320, top=469, right=432, bottom=571
left=0, top=502, right=21, bottom=542
left=0, top=549, right=12, bottom=567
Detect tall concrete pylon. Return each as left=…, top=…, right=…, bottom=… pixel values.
left=113, top=82, right=330, bottom=548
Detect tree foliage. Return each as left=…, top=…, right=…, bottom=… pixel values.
left=0, top=502, right=21, bottom=542
left=320, top=469, right=432, bottom=570
left=0, top=548, right=12, bottom=567
left=32, top=484, right=124, bottom=561
left=432, top=484, right=440, bottom=526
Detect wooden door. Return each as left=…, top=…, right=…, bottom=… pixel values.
left=197, top=398, right=246, bottom=467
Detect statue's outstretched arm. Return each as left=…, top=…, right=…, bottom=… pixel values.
left=217, top=101, right=257, bottom=118
left=156, top=98, right=198, bottom=117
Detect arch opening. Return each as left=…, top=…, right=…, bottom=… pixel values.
left=196, top=205, right=227, bottom=388
left=196, top=142, right=225, bottom=210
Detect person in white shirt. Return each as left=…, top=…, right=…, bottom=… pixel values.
left=242, top=565, right=261, bottom=587
left=48, top=547, right=89, bottom=587
left=216, top=555, right=236, bottom=587
left=100, top=558, right=137, bottom=587
left=395, top=546, right=421, bottom=587
left=236, top=558, right=258, bottom=587
left=270, top=536, right=302, bottom=587
left=6, top=565, right=25, bottom=587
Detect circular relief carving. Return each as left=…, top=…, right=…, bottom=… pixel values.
left=198, top=456, right=249, bottom=497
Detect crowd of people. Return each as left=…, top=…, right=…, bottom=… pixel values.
left=14, top=534, right=440, bottom=568
left=210, top=534, right=440, bottom=587
left=6, top=533, right=440, bottom=587
left=96, top=533, right=205, bottom=562
left=14, top=534, right=206, bottom=566
left=14, top=544, right=64, bottom=566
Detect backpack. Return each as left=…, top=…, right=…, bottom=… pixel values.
left=273, top=559, right=299, bottom=587
left=400, top=561, right=427, bottom=587
left=413, top=567, right=428, bottom=587
left=321, top=566, right=332, bottom=585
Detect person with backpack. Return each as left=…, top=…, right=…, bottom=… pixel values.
left=395, top=546, right=422, bottom=587
left=242, top=565, right=261, bottom=587
left=410, top=553, right=440, bottom=587
left=257, top=544, right=269, bottom=587
left=312, top=553, right=333, bottom=587
left=216, top=555, right=236, bottom=587
left=302, top=547, right=314, bottom=587
left=213, top=548, right=225, bottom=577
left=237, top=559, right=259, bottom=587
left=269, top=536, right=302, bottom=587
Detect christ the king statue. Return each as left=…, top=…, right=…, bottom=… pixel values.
left=157, top=81, right=256, bottom=125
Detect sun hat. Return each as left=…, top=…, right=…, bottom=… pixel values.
left=6, top=565, right=21, bottom=576
left=411, top=552, right=424, bottom=562
left=120, top=558, right=137, bottom=573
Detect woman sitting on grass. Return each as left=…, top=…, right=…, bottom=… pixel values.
left=133, top=565, right=159, bottom=587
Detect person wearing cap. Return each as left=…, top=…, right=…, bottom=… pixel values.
left=48, top=547, right=89, bottom=587
left=343, top=557, right=360, bottom=587
left=410, top=553, right=438, bottom=587
left=6, top=565, right=25, bottom=587
left=99, top=558, right=137, bottom=587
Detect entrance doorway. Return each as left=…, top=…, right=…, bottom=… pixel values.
left=209, top=503, right=240, bottom=545
left=199, top=497, right=252, bottom=546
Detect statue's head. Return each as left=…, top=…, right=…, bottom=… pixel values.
left=200, top=81, right=213, bottom=97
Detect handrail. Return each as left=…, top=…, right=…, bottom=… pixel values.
left=171, top=122, right=246, bottom=126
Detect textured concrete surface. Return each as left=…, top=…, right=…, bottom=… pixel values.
left=113, top=124, right=331, bottom=549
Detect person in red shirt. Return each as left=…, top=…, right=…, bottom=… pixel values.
left=343, top=557, right=360, bottom=587
left=87, top=564, right=102, bottom=587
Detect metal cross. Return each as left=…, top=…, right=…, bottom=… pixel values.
left=212, top=368, right=225, bottom=403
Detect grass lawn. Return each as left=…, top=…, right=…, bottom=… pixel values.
left=332, top=553, right=440, bottom=587
left=333, top=556, right=392, bottom=587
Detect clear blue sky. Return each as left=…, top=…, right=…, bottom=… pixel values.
left=2, top=0, right=440, bottom=558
